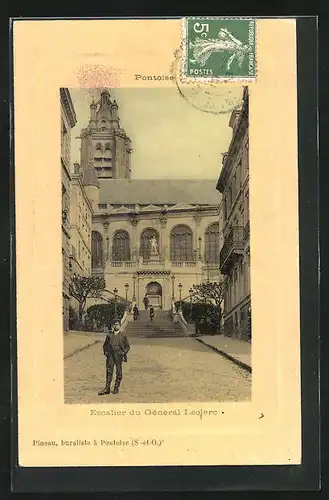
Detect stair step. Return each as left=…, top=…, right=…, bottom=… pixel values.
left=124, top=315, right=185, bottom=338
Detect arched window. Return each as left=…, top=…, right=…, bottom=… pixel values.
left=95, top=143, right=102, bottom=159
left=204, top=222, right=220, bottom=264
left=140, top=228, right=159, bottom=261
left=104, top=142, right=111, bottom=159
left=91, top=231, right=103, bottom=268
left=112, top=230, right=130, bottom=261
left=170, top=225, right=193, bottom=262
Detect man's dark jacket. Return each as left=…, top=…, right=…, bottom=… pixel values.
left=103, top=332, right=130, bottom=362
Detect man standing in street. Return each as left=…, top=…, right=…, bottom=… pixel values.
left=133, top=304, right=139, bottom=321
left=149, top=305, right=155, bottom=322
left=98, top=317, right=130, bottom=396
left=143, top=293, right=149, bottom=310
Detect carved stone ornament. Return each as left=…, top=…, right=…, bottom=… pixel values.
left=62, top=208, right=68, bottom=223
left=194, top=205, right=203, bottom=225
left=103, top=219, right=110, bottom=230
left=159, top=206, right=168, bottom=227
left=130, top=212, right=140, bottom=226
left=159, top=214, right=167, bottom=227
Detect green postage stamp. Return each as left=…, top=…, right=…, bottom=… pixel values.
left=183, top=17, right=256, bottom=80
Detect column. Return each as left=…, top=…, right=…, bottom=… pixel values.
left=160, top=217, right=168, bottom=263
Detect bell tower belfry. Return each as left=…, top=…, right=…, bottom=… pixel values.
left=79, top=89, right=132, bottom=180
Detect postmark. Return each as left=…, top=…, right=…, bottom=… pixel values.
left=182, top=17, right=256, bottom=81
left=170, top=49, right=245, bottom=115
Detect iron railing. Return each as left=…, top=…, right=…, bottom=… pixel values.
left=220, top=226, right=244, bottom=273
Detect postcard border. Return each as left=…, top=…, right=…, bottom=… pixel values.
left=9, top=15, right=320, bottom=492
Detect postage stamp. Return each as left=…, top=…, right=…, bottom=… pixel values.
left=182, top=17, right=256, bottom=80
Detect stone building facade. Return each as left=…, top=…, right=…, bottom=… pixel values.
left=60, top=88, right=77, bottom=330
left=90, top=184, right=222, bottom=310
left=68, top=88, right=224, bottom=319
left=216, top=87, right=251, bottom=341
left=70, top=163, right=93, bottom=277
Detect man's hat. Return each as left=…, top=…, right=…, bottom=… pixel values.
left=110, top=316, right=121, bottom=326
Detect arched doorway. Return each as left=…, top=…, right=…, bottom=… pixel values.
left=146, top=281, right=162, bottom=310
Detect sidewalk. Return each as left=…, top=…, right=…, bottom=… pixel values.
left=196, top=335, right=251, bottom=372
left=64, top=331, right=103, bottom=359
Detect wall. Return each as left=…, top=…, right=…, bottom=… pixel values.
left=70, top=175, right=93, bottom=276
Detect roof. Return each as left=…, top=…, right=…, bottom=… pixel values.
left=99, top=179, right=220, bottom=205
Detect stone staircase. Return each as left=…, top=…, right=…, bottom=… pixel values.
left=124, top=310, right=185, bottom=338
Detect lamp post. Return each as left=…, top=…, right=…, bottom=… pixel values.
left=125, top=282, right=129, bottom=301
left=198, top=236, right=202, bottom=260
left=189, top=287, right=193, bottom=323
left=206, top=261, right=210, bottom=283
left=113, top=287, right=118, bottom=315
left=178, top=282, right=183, bottom=304
left=171, top=274, right=175, bottom=300
left=132, top=274, right=136, bottom=302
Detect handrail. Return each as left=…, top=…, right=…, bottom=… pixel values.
left=120, top=309, right=129, bottom=332
left=101, top=288, right=132, bottom=305
left=177, top=309, right=188, bottom=336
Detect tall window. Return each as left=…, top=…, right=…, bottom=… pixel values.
left=245, top=191, right=250, bottom=222
left=112, top=230, right=130, bottom=261
left=95, top=142, right=102, bottom=159
left=92, top=231, right=103, bottom=267
left=227, top=186, right=232, bottom=212
left=104, top=142, right=111, bottom=159
left=204, top=222, right=220, bottom=264
left=140, top=228, right=159, bottom=261
left=244, top=141, right=249, bottom=175
left=170, top=225, right=193, bottom=262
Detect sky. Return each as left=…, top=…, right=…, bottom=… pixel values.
left=69, top=87, right=242, bottom=180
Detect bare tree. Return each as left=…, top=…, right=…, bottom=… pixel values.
left=192, top=282, right=224, bottom=310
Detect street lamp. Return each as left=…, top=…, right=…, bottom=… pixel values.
left=132, top=274, right=136, bottom=302
left=178, top=282, right=183, bottom=303
left=198, top=236, right=202, bottom=260
left=125, top=282, right=129, bottom=301
left=113, top=287, right=118, bottom=315
left=206, top=261, right=210, bottom=283
left=171, top=274, right=175, bottom=299
left=189, top=287, right=193, bottom=323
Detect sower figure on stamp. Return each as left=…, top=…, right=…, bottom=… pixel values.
left=98, top=317, right=130, bottom=396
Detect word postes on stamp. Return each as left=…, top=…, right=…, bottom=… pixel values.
left=183, top=17, right=256, bottom=80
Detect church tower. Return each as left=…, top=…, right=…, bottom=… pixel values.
left=79, top=89, right=132, bottom=180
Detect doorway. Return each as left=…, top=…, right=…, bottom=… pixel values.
left=146, top=281, right=162, bottom=310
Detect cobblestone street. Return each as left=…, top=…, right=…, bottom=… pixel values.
left=64, top=337, right=251, bottom=404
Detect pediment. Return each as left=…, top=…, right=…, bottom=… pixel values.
left=171, top=202, right=195, bottom=210
left=114, top=205, right=131, bottom=213
left=141, top=204, right=160, bottom=211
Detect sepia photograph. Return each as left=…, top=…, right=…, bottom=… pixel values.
left=14, top=17, right=303, bottom=470
left=61, top=86, right=251, bottom=403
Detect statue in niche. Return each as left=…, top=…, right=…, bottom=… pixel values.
left=149, top=235, right=159, bottom=255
